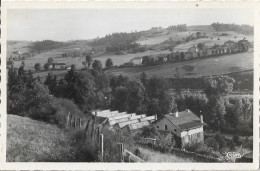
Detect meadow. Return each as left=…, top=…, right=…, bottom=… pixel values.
left=7, top=115, right=81, bottom=162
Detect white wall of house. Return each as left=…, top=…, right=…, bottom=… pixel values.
left=180, top=127, right=203, bottom=138
left=132, top=59, right=142, bottom=66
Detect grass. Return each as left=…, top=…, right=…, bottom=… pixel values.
left=138, top=146, right=196, bottom=162
left=7, top=114, right=82, bottom=162
left=106, top=51, right=253, bottom=79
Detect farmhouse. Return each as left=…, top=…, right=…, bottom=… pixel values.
left=131, top=57, right=143, bottom=66
left=49, top=62, right=67, bottom=69
left=152, top=109, right=207, bottom=148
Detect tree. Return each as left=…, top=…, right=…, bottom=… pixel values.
left=64, top=67, right=95, bottom=111
left=105, top=58, right=113, bottom=68
left=147, top=76, right=171, bottom=99
left=86, top=55, right=92, bottom=68
left=204, top=75, right=235, bottom=99
left=208, top=97, right=226, bottom=130
left=111, top=86, right=129, bottom=112
left=140, top=72, right=148, bottom=88
left=147, top=98, right=159, bottom=116
left=126, top=80, right=145, bottom=113
left=92, top=60, right=103, bottom=73
left=34, top=63, right=41, bottom=72
left=197, top=43, right=205, bottom=50
left=47, top=57, right=54, bottom=64
left=44, top=63, right=50, bottom=70
left=182, top=65, right=195, bottom=74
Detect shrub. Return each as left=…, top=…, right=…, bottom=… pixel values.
left=205, top=137, right=219, bottom=151
left=50, top=98, right=84, bottom=127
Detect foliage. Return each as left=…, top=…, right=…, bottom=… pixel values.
left=64, top=68, right=95, bottom=111
left=34, top=63, right=41, bottom=72
left=86, top=55, right=93, bottom=68
left=204, top=75, right=235, bottom=99
left=30, top=40, right=64, bottom=53
left=92, top=60, right=103, bottom=73
left=105, top=58, right=113, bottom=68
left=211, top=23, right=253, bottom=34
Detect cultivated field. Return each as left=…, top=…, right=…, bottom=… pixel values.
left=7, top=115, right=77, bottom=162
left=106, top=51, right=253, bottom=78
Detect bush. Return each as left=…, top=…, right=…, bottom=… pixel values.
left=205, top=137, right=219, bottom=151
left=50, top=98, right=85, bottom=127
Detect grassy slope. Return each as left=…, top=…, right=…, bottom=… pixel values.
left=139, top=147, right=196, bottom=162
left=7, top=114, right=77, bottom=162
left=106, top=50, right=253, bottom=79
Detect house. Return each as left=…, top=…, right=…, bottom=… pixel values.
left=152, top=109, right=207, bottom=148
left=131, top=57, right=143, bottom=66
left=188, top=45, right=199, bottom=53
left=50, top=62, right=67, bottom=69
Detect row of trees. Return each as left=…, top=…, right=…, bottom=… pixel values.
left=211, top=23, right=253, bottom=35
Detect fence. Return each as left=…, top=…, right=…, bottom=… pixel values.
left=66, top=112, right=144, bottom=162
left=137, top=139, right=222, bottom=163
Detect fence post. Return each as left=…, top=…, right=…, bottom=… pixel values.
left=70, top=117, right=74, bottom=128
left=117, top=143, right=124, bottom=162
left=99, top=134, right=104, bottom=161
left=97, top=126, right=100, bottom=143
left=66, top=111, right=71, bottom=127
left=74, top=117, right=77, bottom=129
left=77, top=117, right=81, bottom=129
left=85, top=120, right=90, bottom=136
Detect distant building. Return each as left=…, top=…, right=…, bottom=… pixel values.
left=131, top=57, right=143, bottom=66
left=152, top=109, right=207, bottom=148
left=50, top=62, right=67, bottom=69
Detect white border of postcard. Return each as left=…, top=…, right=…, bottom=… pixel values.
left=0, top=1, right=259, bottom=170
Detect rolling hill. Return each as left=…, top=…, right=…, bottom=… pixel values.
left=7, top=24, right=254, bottom=80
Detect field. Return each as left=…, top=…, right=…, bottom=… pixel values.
left=7, top=114, right=78, bottom=162
left=7, top=25, right=254, bottom=80
left=106, top=51, right=253, bottom=79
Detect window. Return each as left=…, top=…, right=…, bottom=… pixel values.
left=165, top=125, right=168, bottom=130
left=157, top=126, right=159, bottom=129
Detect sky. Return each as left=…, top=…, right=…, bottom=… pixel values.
left=7, top=8, right=254, bottom=41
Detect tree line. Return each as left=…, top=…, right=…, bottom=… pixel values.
left=211, top=23, right=253, bottom=35
left=7, top=58, right=253, bottom=135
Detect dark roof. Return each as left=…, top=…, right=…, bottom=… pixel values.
left=164, top=110, right=207, bottom=131
left=178, top=121, right=206, bottom=130
left=95, top=116, right=109, bottom=125
left=131, top=57, right=143, bottom=61
left=53, top=62, right=67, bottom=65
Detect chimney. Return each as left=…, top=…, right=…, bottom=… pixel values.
left=175, top=111, right=178, bottom=117
left=185, top=109, right=190, bottom=113
left=200, top=115, right=203, bottom=124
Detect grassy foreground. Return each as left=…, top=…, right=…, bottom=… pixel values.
left=7, top=114, right=84, bottom=162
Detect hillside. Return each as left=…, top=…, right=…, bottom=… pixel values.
left=106, top=50, right=253, bottom=79
left=7, top=114, right=93, bottom=162
left=7, top=24, right=254, bottom=77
